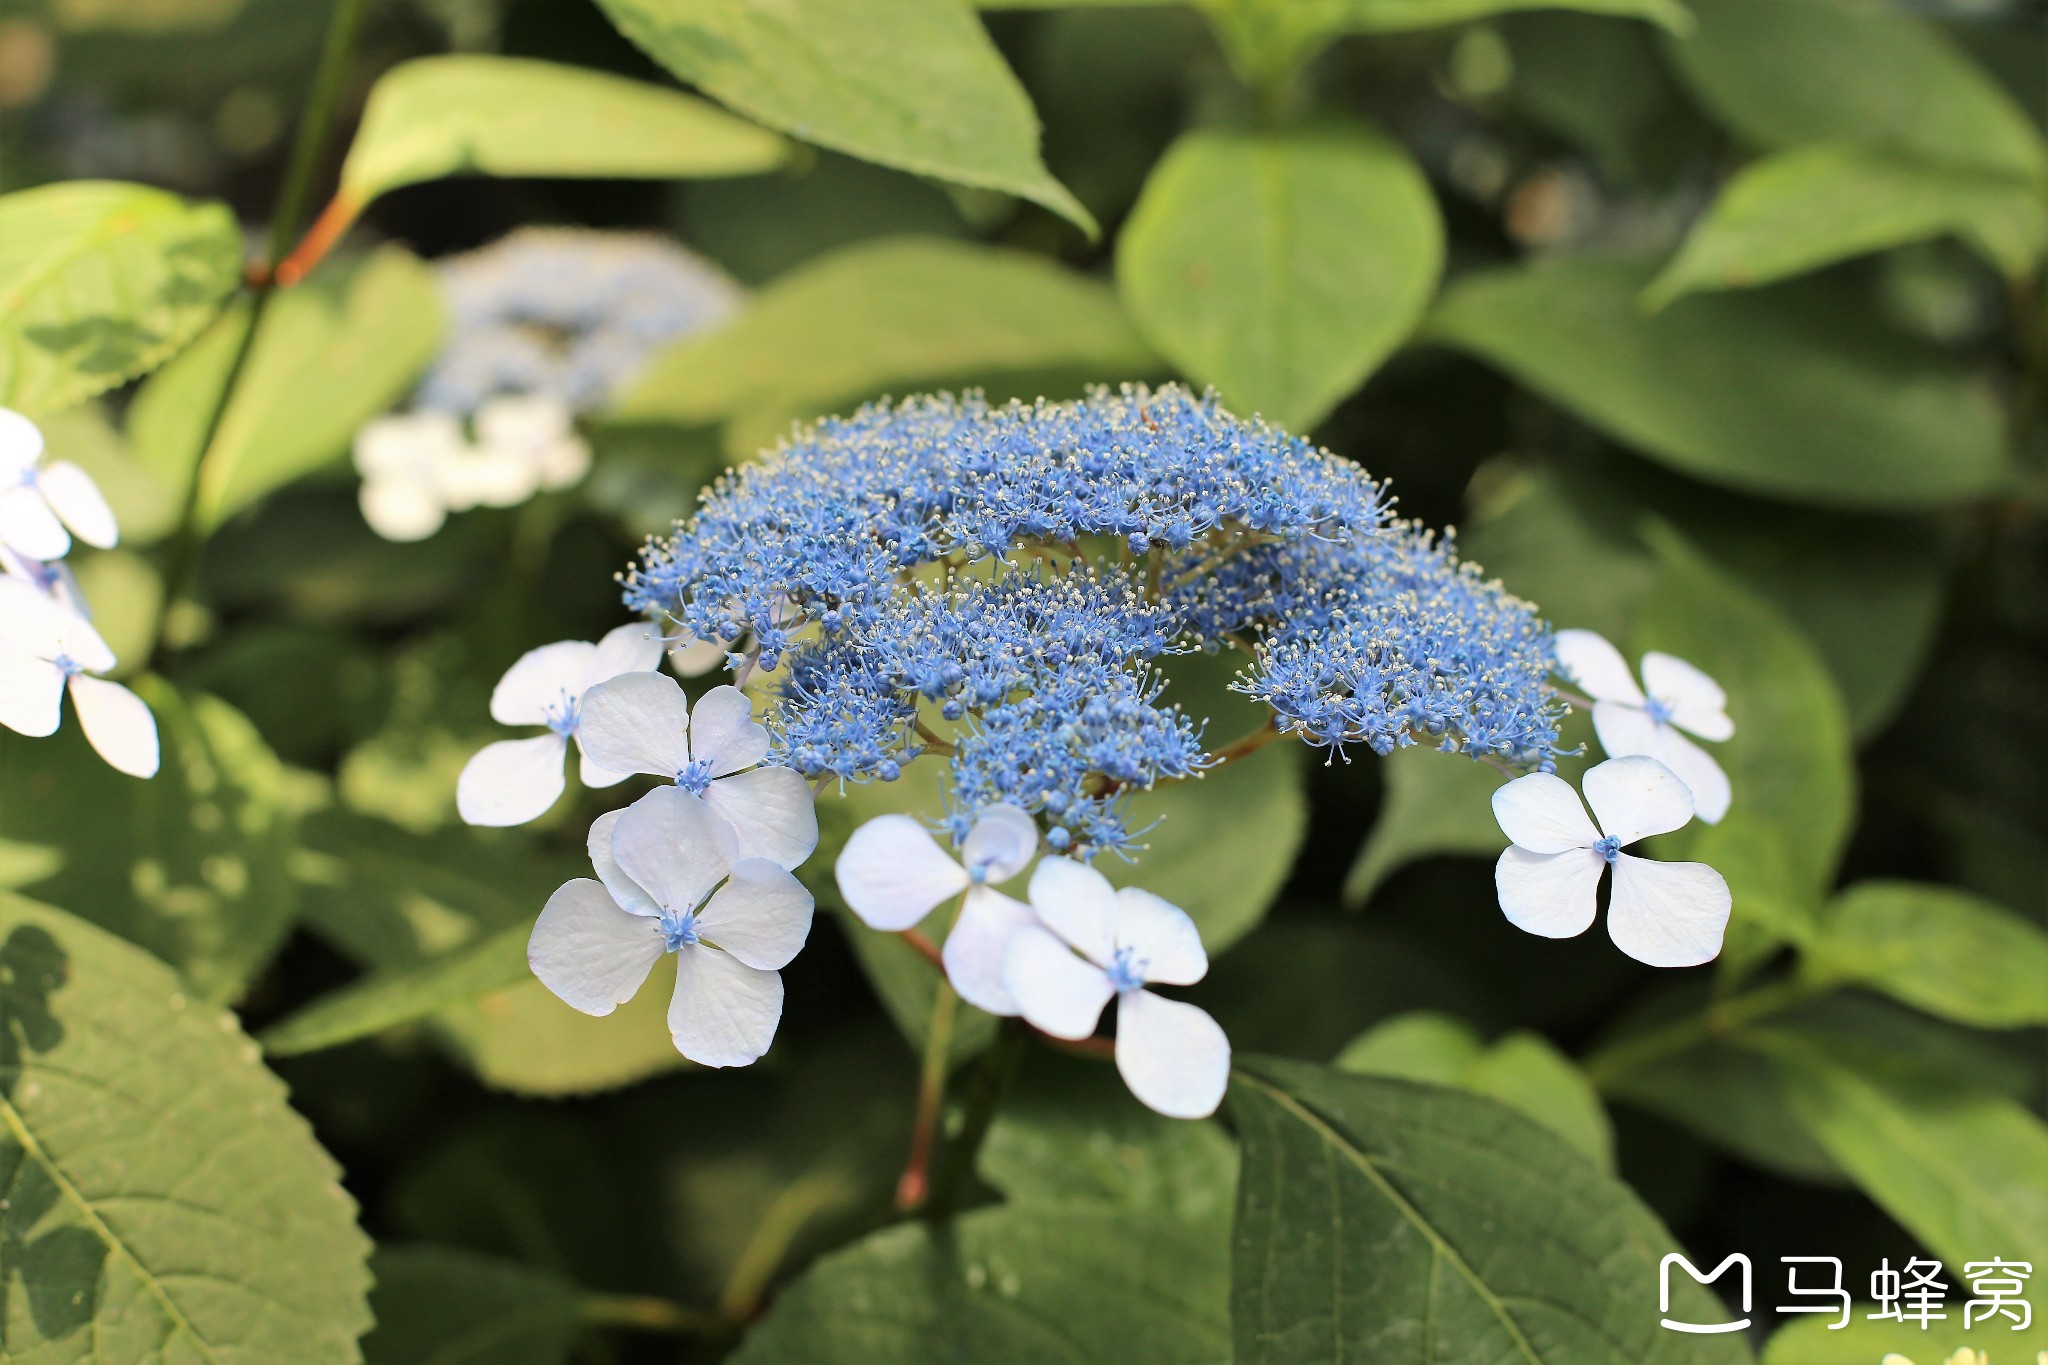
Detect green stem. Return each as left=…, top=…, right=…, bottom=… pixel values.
left=1582, top=975, right=1832, bottom=1090
left=923, top=1018, right=1028, bottom=1220
left=578, top=1294, right=720, bottom=1336
left=894, top=972, right=960, bottom=1211
left=151, top=0, right=370, bottom=666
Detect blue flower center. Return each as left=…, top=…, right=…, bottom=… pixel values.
left=1105, top=946, right=1148, bottom=993
left=542, top=690, right=580, bottom=736
left=51, top=652, right=81, bottom=679
left=1593, top=834, right=1622, bottom=864
left=659, top=907, right=701, bottom=952
left=17, top=467, right=37, bottom=489
left=1643, top=695, right=1675, bottom=727
left=675, top=758, right=716, bottom=795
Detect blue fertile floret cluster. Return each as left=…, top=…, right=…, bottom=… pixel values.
left=624, top=386, right=1563, bottom=853
left=417, top=228, right=740, bottom=415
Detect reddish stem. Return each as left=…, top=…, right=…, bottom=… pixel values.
left=901, top=929, right=944, bottom=969
left=273, top=192, right=359, bottom=287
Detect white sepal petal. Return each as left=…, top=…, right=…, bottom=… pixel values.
left=37, top=462, right=117, bottom=549
left=1115, top=989, right=1230, bottom=1120
left=704, top=765, right=818, bottom=870
left=1589, top=699, right=1661, bottom=764
left=528, top=878, right=666, bottom=1016
left=1606, top=854, right=1731, bottom=968
left=577, top=745, right=632, bottom=789
left=612, top=787, right=736, bottom=916
left=1494, top=847, right=1603, bottom=940
left=358, top=476, right=447, bottom=542
left=0, top=650, right=65, bottom=737
left=456, top=733, right=568, bottom=826
left=1001, top=923, right=1114, bottom=1040
left=576, top=670, right=694, bottom=778
left=696, top=857, right=814, bottom=971
left=0, top=408, right=45, bottom=476
left=586, top=808, right=660, bottom=917
left=1582, top=755, right=1694, bottom=847
left=0, top=485, right=69, bottom=561
left=1112, top=888, right=1206, bottom=987
left=687, top=685, right=770, bottom=777
left=941, top=887, right=1035, bottom=1016
left=1025, top=856, right=1118, bottom=966
left=1490, top=772, right=1599, bottom=854
left=668, top=948, right=782, bottom=1067
left=667, top=634, right=729, bottom=677
left=589, top=621, right=664, bottom=685
left=68, top=675, right=158, bottom=777
left=1653, top=728, right=1732, bottom=825
left=835, top=814, right=970, bottom=931
left=1640, top=651, right=1733, bottom=741
left=1553, top=629, right=1645, bottom=705
left=960, top=804, right=1039, bottom=884
left=489, top=640, right=597, bottom=727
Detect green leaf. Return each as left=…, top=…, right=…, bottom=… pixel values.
left=1632, top=529, right=1854, bottom=926
left=1600, top=1032, right=1844, bottom=1183
left=261, top=921, right=530, bottom=1056
left=0, top=680, right=304, bottom=1004
left=1425, top=257, right=2010, bottom=508
left=0, top=180, right=241, bottom=418
left=0, top=893, right=372, bottom=1360
left=340, top=55, right=786, bottom=215
left=1229, top=1057, right=1751, bottom=1364
left=1343, top=744, right=1509, bottom=907
left=129, top=245, right=443, bottom=531
left=614, top=236, right=1155, bottom=441
left=1646, top=144, right=2048, bottom=309
left=1116, top=122, right=1443, bottom=432
left=34, top=402, right=180, bottom=545
left=1762, top=1308, right=2039, bottom=1365
left=1335, top=1013, right=1614, bottom=1168
left=1666, top=0, right=2047, bottom=180
left=362, top=1246, right=583, bottom=1365
left=590, top=0, right=1095, bottom=234
left=1808, top=880, right=2048, bottom=1029
left=1751, top=1027, right=2048, bottom=1272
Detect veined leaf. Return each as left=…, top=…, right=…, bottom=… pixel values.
left=363, top=1246, right=586, bottom=1365
left=261, top=921, right=529, bottom=1056
left=1229, top=1057, right=1750, bottom=1364
left=591, top=0, right=1094, bottom=234
left=0, top=180, right=241, bottom=418
left=1762, top=1308, right=2041, bottom=1364
left=340, top=55, right=787, bottom=212
left=1116, top=122, right=1442, bottom=431
left=0, top=893, right=372, bottom=1361
left=1808, top=880, right=2048, bottom=1029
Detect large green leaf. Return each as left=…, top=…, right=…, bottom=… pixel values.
left=362, top=1246, right=583, bottom=1365
left=0, top=681, right=304, bottom=1005
left=1665, top=0, right=2047, bottom=180
left=0, top=894, right=372, bottom=1360
left=590, top=0, right=1093, bottom=234
left=0, top=181, right=241, bottom=418
left=1807, top=880, right=2048, bottom=1029
left=128, top=245, right=443, bottom=531
left=1335, top=1013, right=1613, bottom=1168
left=1763, top=1309, right=2041, bottom=1364
left=1753, top=1027, right=2048, bottom=1272
left=1229, top=1057, right=1750, bottom=1364
left=1343, top=744, right=1510, bottom=907
left=1599, top=1031, right=1843, bottom=1184
left=1116, top=122, right=1442, bottom=432
left=261, top=921, right=529, bottom=1057
left=614, top=235, right=1155, bottom=443
left=340, top=55, right=786, bottom=212
left=1424, top=257, right=2010, bottom=508
left=1646, top=144, right=2047, bottom=308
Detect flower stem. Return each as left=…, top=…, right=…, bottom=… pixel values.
left=578, top=1293, right=721, bottom=1336
left=893, top=974, right=959, bottom=1211
left=1581, top=975, right=1832, bottom=1090
left=1208, top=715, right=1283, bottom=766
left=923, top=1017, right=1029, bottom=1220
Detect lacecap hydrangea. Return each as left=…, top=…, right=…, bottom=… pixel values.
left=625, top=384, right=1567, bottom=854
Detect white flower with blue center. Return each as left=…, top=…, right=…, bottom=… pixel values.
left=529, top=788, right=814, bottom=1066
left=0, top=407, right=118, bottom=563
left=576, top=671, right=818, bottom=870
left=1000, top=858, right=1230, bottom=1119
left=836, top=805, right=1040, bottom=1014
left=456, top=622, right=664, bottom=826
left=0, top=578, right=158, bottom=777
left=1, top=546, right=88, bottom=618
left=1554, top=629, right=1734, bottom=823
left=1493, top=755, right=1731, bottom=968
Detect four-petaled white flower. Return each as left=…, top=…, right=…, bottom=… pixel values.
left=1554, top=629, right=1734, bottom=823
left=1, top=546, right=87, bottom=618
left=529, top=788, right=814, bottom=1066
left=0, top=578, right=158, bottom=777
left=1002, top=858, right=1230, bottom=1119
left=0, top=407, right=117, bottom=562
left=576, top=671, right=818, bottom=870
left=457, top=622, right=663, bottom=827
left=1493, top=755, right=1731, bottom=968
left=836, top=805, right=1040, bottom=1014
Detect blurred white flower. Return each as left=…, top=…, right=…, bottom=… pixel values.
left=836, top=804, right=1039, bottom=1014
left=1492, top=755, right=1731, bottom=968
left=0, top=578, right=157, bottom=777
left=1, top=546, right=88, bottom=617
left=456, top=622, right=663, bottom=826
left=577, top=672, right=817, bottom=870
left=1554, top=629, right=1734, bottom=823
left=1002, top=857, right=1230, bottom=1119
left=529, top=789, right=813, bottom=1067
left=0, top=406, right=117, bottom=562
left=352, top=395, right=590, bottom=542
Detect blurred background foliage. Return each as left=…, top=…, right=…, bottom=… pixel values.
left=0, top=0, right=2044, bottom=1360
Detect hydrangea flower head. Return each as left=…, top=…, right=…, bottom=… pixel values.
left=1492, top=755, right=1731, bottom=967
left=0, top=578, right=158, bottom=777
left=0, top=406, right=117, bottom=562
left=354, top=396, right=590, bottom=542
left=1554, top=629, right=1733, bottom=822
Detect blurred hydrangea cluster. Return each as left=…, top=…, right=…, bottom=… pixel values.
left=626, top=384, right=1566, bottom=854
